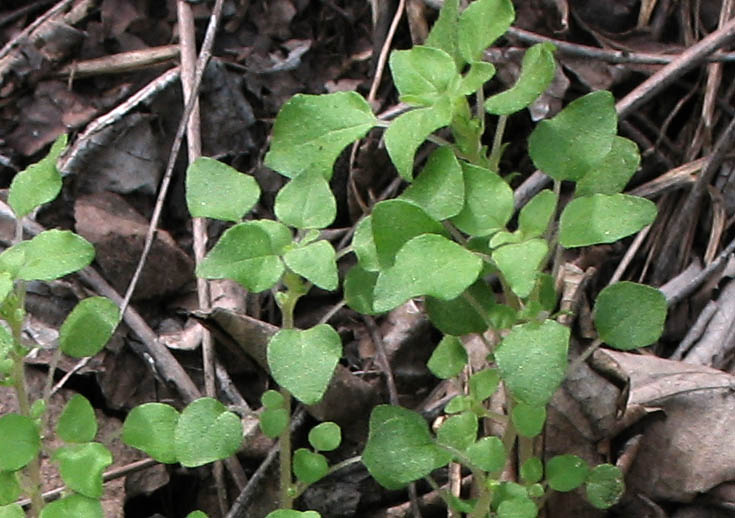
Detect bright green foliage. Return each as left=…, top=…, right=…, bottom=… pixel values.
left=559, top=194, right=657, bottom=248
left=401, top=146, right=464, bottom=220
left=497, top=496, right=537, bottom=518
left=385, top=99, right=453, bottom=180
left=390, top=46, right=460, bottom=106
left=546, top=455, right=590, bottom=492
left=362, top=405, right=450, bottom=489
left=437, top=412, right=478, bottom=451
left=343, top=266, right=379, bottom=315
left=0, top=471, right=20, bottom=505
left=466, top=436, right=506, bottom=473
left=196, top=222, right=284, bottom=292
left=186, top=157, right=260, bottom=222
left=424, top=0, right=460, bottom=66
left=250, top=220, right=293, bottom=255
left=309, top=422, right=341, bottom=451
left=267, top=325, right=342, bottom=405
left=266, top=511, right=321, bottom=518
left=0, top=414, right=39, bottom=471
left=427, top=336, right=467, bottom=379
left=373, top=234, right=482, bottom=312
left=57, top=395, right=97, bottom=443
left=469, top=368, right=500, bottom=401
left=122, top=402, right=180, bottom=463
left=0, top=274, right=11, bottom=307
left=485, top=43, right=556, bottom=115
left=59, top=297, right=120, bottom=358
left=352, top=217, right=380, bottom=272
left=52, top=442, right=112, bottom=498
left=39, top=494, right=103, bottom=518
left=260, top=408, right=289, bottom=438
left=495, top=320, right=569, bottom=406
left=518, top=190, right=557, bottom=239
left=425, top=280, right=495, bottom=335
left=451, top=163, right=514, bottom=236
left=265, top=91, right=377, bottom=179
left=457, top=0, right=514, bottom=63
left=0, top=504, right=24, bottom=518
left=8, top=134, right=66, bottom=219
left=520, top=457, right=543, bottom=484
left=528, top=91, right=617, bottom=181
left=29, top=399, right=46, bottom=419
left=458, top=62, right=497, bottom=96
left=594, top=281, right=667, bottom=350
left=262, top=389, right=285, bottom=409
left=575, top=137, right=640, bottom=197
left=445, top=395, right=471, bottom=414
left=511, top=402, right=546, bottom=438
left=7, top=230, right=94, bottom=281
left=293, top=448, right=329, bottom=484
left=492, top=239, right=548, bottom=298
left=186, top=512, right=209, bottom=518
left=174, top=398, right=243, bottom=468
left=283, top=240, right=338, bottom=290
left=372, top=199, right=446, bottom=268
left=275, top=170, right=336, bottom=229
left=585, top=464, right=625, bottom=509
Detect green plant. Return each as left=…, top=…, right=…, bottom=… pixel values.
left=0, top=137, right=236, bottom=518
left=188, top=0, right=668, bottom=516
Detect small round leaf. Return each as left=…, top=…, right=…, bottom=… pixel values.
left=186, top=157, right=260, bottom=222
left=0, top=471, right=20, bottom=505
left=175, top=397, right=243, bottom=467
left=262, top=389, right=285, bottom=409
left=0, top=504, right=24, bottom=518
left=308, top=422, right=341, bottom=452
left=293, top=448, right=329, bottom=484
left=427, top=336, right=467, bottom=380
left=585, top=464, right=625, bottom=509
left=547, top=454, right=589, bottom=492
left=520, top=457, right=543, bottom=484
left=594, top=282, right=667, bottom=350
left=465, top=436, right=506, bottom=473
left=122, top=402, right=180, bottom=464
left=0, top=414, right=40, bottom=471
left=260, top=408, right=289, bottom=439
left=52, top=442, right=112, bottom=498
left=38, top=494, right=102, bottom=518
left=497, top=496, right=538, bottom=518
left=57, top=394, right=97, bottom=443
left=511, top=403, right=546, bottom=438
left=60, top=296, right=120, bottom=358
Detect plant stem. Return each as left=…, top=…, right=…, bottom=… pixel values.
left=566, top=338, right=603, bottom=377
left=278, top=388, right=294, bottom=509
left=489, top=115, right=507, bottom=171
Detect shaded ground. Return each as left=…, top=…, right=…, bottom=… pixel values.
left=2, top=0, right=735, bottom=517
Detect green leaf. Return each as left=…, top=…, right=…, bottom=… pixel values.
left=469, top=368, right=500, bottom=401
left=352, top=217, right=380, bottom=272
left=385, top=99, right=453, bottom=181
left=547, top=454, right=590, bottom=492
left=262, top=389, right=285, bottom=409
left=497, top=496, right=538, bottom=518
left=275, top=170, right=336, bottom=229
left=451, top=163, right=514, bottom=236
left=427, top=336, right=467, bottom=379
left=585, top=464, right=625, bottom=509
left=283, top=240, right=338, bottom=290
left=458, top=0, right=514, bottom=63
left=528, top=91, right=617, bottom=182
left=390, top=46, right=460, bottom=106
left=559, top=194, right=657, bottom=248
left=401, top=146, right=465, bottom=220
left=575, top=137, right=640, bottom=197
left=457, top=61, right=497, bottom=96
left=520, top=457, right=543, bottom=484
left=0, top=414, right=39, bottom=471
left=57, top=394, right=97, bottom=443
left=175, top=397, right=243, bottom=467
left=344, top=265, right=380, bottom=315
left=186, top=157, right=260, bottom=222
left=362, top=405, right=450, bottom=489
left=0, top=471, right=20, bottom=505
left=465, top=436, right=506, bottom=473
left=372, top=199, right=445, bottom=269
left=0, top=273, right=12, bottom=306
left=511, top=402, right=546, bottom=438
left=52, top=442, right=112, bottom=498
left=594, top=281, right=667, bottom=350
left=424, top=0, right=460, bottom=67
left=15, top=230, right=94, bottom=281
left=9, top=134, right=66, bottom=219
left=308, top=422, right=341, bottom=452
left=250, top=220, right=293, bottom=255
left=492, top=239, right=548, bottom=299
left=265, top=91, right=377, bottom=179
left=494, top=320, right=569, bottom=406
left=122, top=402, right=180, bottom=464
left=60, top=297, right=120, bottom=358
left=260, top=408, right=289, bottom=439
left=39, top=494, right=102, bottom=518
left=267, top=324, right=342, bottom=405
left=518, top=190, right=557, bottom=239
left=293, top=448, right=329, bottom=484
left=437, top=412, right=477, bottom=452
left=266, top=511, right=321, bottom=518
left=485, top=43, right=556, bottom=115
left=373, top=234, right=482, bottom=312
left=445, top=395, right=471, bottom=414
left=196, top=222, right=284, bottom=292
left=186, top=512, right=209, bottom=518
left=426, top=279, right=495, bottom=336
left=0, top=504, right=24, bottom=518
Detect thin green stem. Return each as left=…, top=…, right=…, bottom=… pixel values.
left=489, top=115, right=508, bottom=171
left=278, top=389, right=294, bottom=509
